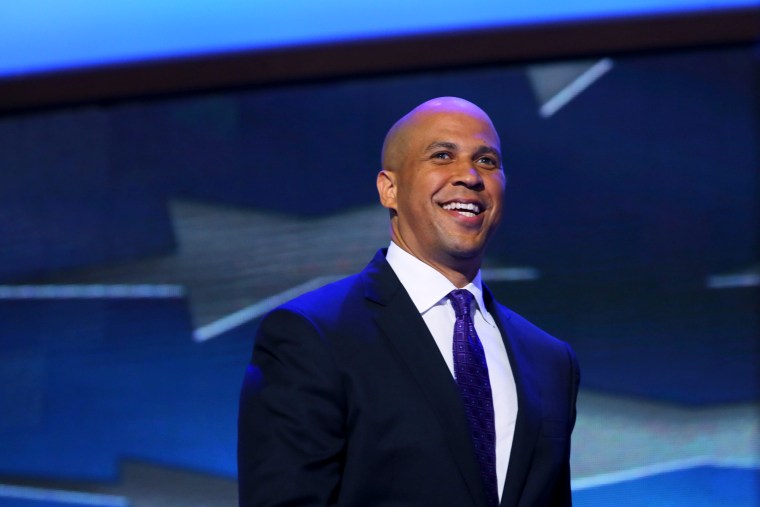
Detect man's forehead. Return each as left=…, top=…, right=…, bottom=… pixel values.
left=406, top=111, right=500, bottom=148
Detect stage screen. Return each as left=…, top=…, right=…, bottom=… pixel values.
left=1, top=0, right=757, bottom=78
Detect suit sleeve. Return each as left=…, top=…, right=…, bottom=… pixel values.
left=238, top=307, right=346, bottom=507
left=552, top=341, right=581, bottom=506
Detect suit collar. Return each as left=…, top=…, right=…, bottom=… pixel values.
left=361, top=249, right=491, bottom=507
left=384, top=242, right=493, bottom=326
left=485, top=293, right=542, bottom=507
left=360, top=249, right=399, bottom=305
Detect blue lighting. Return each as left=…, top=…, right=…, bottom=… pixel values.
left=0, top=0, right=756, bottom=78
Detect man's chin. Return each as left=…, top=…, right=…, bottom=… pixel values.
left=444, top=244, right=485, bottom=263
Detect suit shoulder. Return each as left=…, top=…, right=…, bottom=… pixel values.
left=268, top=273, right=364, bottom=324
left=495, top=302, right=576, bottom=357
left=495, top=303, right=580, bottom=398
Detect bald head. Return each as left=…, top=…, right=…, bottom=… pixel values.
left=381, top=97, right=499, bottom=172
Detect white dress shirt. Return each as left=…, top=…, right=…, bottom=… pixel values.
left=385, top=242, right=518, bottom=500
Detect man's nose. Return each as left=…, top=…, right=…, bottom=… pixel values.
left=452, top=164, right=484, bottom=188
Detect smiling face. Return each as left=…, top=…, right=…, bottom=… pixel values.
left=377, top=98, right=506, bottom=286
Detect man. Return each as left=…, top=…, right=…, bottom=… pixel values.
left=238, top=97, right=580, bottom=506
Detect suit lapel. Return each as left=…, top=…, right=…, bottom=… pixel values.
left=485, top=288, right=542, bottom=507
left=360, top=251, right=488, bottom=507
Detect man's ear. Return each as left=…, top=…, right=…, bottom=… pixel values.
left=376, top=170, right=398, bottom=210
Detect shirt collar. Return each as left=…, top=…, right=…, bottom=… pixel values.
left=385, top=242, right=493, bottom=324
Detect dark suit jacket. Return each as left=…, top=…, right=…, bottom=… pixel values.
left=238, top=250, right=580, bottom=507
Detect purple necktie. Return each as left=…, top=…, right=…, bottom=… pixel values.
left=448, top=289, right=499, bottom=506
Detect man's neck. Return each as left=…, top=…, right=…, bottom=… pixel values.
left=389, top=241, right=480, bottom=288
left=436, top=263, right=477, bottom=288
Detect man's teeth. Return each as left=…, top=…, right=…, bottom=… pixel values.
left=442, top=202, right=481, bottom=216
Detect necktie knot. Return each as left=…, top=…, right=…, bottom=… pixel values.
left=448, top=289, right=474, bottom=319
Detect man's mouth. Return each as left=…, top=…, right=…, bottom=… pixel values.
left=441, top=201, right=482, bottom=218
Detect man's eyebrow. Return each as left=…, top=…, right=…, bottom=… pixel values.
left=424, top=141, right=458, bottom=152
left=423, top=141, right=501, bottom=160
left=473, top=145, right=501, bottom=159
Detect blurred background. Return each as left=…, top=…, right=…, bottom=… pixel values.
left=0, top=1, right=758, bottom=506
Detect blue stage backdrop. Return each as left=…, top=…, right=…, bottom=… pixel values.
left=0, top=45, right=757, bottom=506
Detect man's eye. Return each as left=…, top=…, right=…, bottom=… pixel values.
left=432, top=152, right=452, bottom=160
left=478, top=156, right=497, bottom=166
